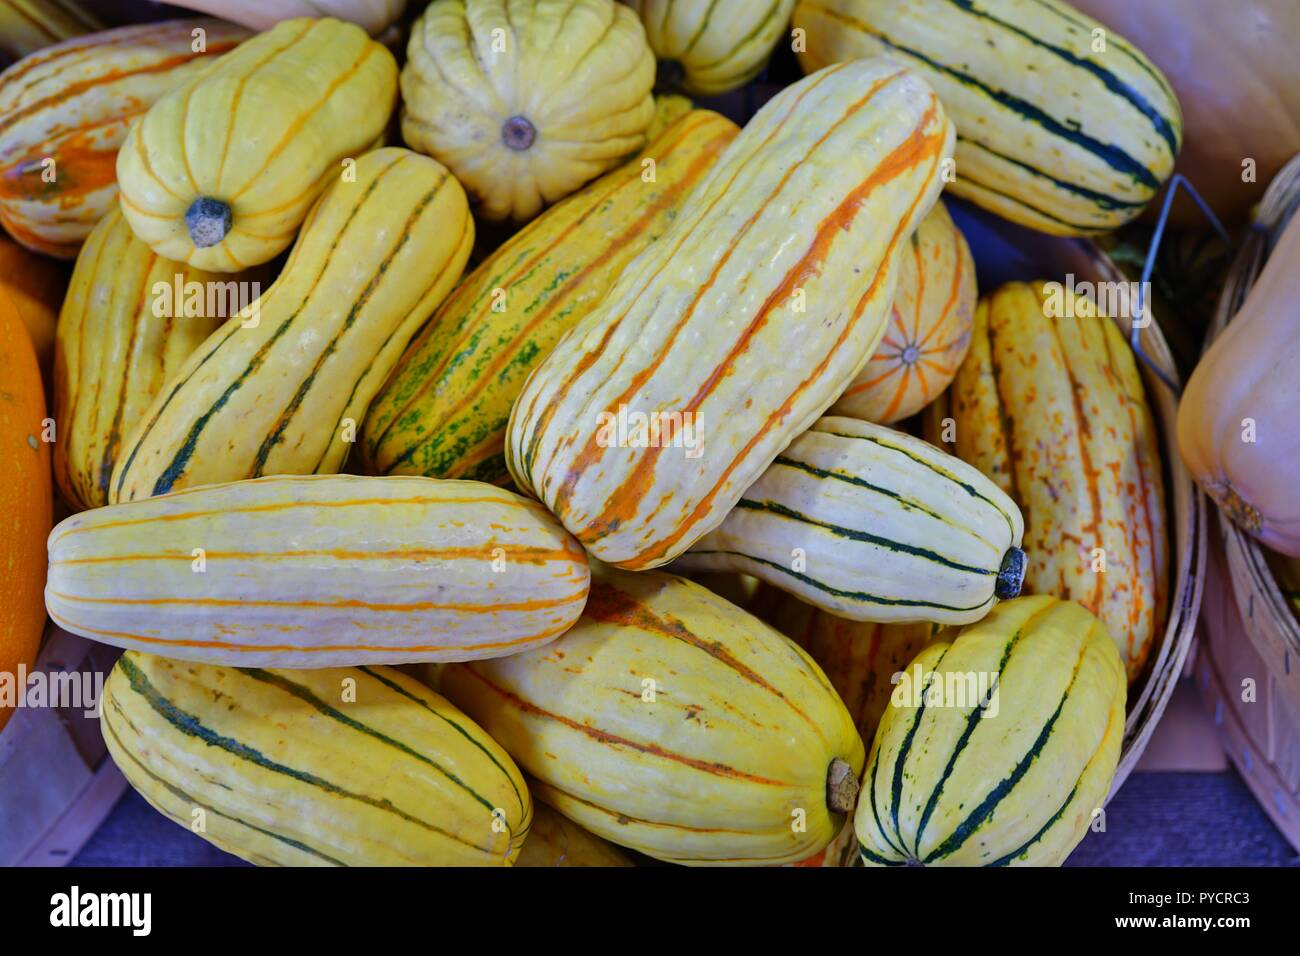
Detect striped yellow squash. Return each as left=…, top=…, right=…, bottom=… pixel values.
left=441, top=568, right=865, bottom=866
left=53, top=209, right=239, bottom=511
left=0, top=0, right=101, bottom=60
left=361, top=110, right=738, bottom=485
left=0, top=19, right=248, bottom=258
left=647, top=92, right=695, bottom=141
left=401, top=0, right=655, bottom=223
left=924, top=281, right=1167, bottom=683
left=102, top=652, right=532, bottom=866
left=116, top=17, right=398, bottom=272
left=857, top=595, right=1126, bottom=866
left=508, top=59, right=954, bottom=570
left=792, top=0, right=1182, bottom=235
left=47, top=475, right=591, bottom=667
left=627, top=0, right=795, bottom=95
left=677, top=416, right=1025, bottom=625
left=516, top=802, right=633, bottom=867
left=110, top=149, right=471, bottom=504
left=832, top=200, right=976, bottom=424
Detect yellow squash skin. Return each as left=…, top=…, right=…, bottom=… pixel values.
left=102, top=652, right=532, bottom=866
left=507, top=59, right=954, bottom=570
left=110, top=148, right=471, bottom=503
left=793, top=0, right=1183, bottom=235
left=627, top=0, right=795, bottom=96
left=516, top=802, right=633, bottom=866
left=677, top=416, right=1025, bottom=626
left=856, top=595, right=1126, bottom=867
left=47, top=475, right=591, bottom=667
left=0, top=0, right=101, bottom=59
left=832, top=200, right=976, bottom=424
left=53, top=209, right=234, bottom=511
left=361, top=110, right=738, bottom=485
left=441, top=568, right=866, bottom=866
left=116, top=17, right=398, bottom=272
left=924, top=281, right=1168, bottom=683
left=0, top=19, right=249, bottom=258
left=402, top=0, right=656, bottom=223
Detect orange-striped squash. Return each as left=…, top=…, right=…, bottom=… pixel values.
left=0, top=287, right=51, bottom=734
left=46, top=475, right=591, bottom=668
left=0, top=0, right=101, bottom=60
left=0, top=19, right=249, bottom=258
left=832, top=200, right=976, bottom=424
left=507, top=59, right=954, bottom=569
left=0, top=230, right=64, bottom=370
left=924, top=281, right=1168, bottom=683
left=360, top=110, right=739, bottom=485
left=53, top=208, right=234, bottom=511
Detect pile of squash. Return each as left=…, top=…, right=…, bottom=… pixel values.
left=1, top=0, right=1296, bottom=868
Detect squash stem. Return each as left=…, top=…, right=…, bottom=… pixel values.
left=185, top=197, right=232, bottom=249
left=995, top=546, right=1026, bottom=599
left=502, top=116, right=537, bottom=151
left=826, top=758, right=859, bottom=814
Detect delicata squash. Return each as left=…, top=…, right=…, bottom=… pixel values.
left=508, top=58, right=955, bottom=569
left=116, top=17, right=398, bottom=272
left=401, top=0, right=656, bottom=222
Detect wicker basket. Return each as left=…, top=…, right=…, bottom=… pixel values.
left=948, top=200, right=1207, bottom=795
left=1205, top=156, right=1300, bottom=711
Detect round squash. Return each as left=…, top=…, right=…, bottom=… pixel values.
left=1072, top=0, right=1300, bottom=227
left=0, top=232, right=64, bottom=370
left=401, top=0, right=656, bottom=223
left=158, top=0, right=406, bottom=36
left=832, top=200, right=976, bottom=424
left=116, top=17, right=398, bottom=272
left=0, top=287, right=51, bottom=734
left=627, top=0, right=795, bottom=96
left=1177, top=207, right=1300, bottom=556
left=857, top=595, right=1126, bottom=867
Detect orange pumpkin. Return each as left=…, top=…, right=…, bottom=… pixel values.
left=1178, top=209, right=1300, bottom=556
left=831, top=201, right=976, bottom=424
left=0, top=287, right=51, bottom=733
left=0, top=231, right=64, bottom=369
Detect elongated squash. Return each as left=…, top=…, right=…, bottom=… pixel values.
left=401, top=0, right=656, bottom=223
left=116, top=17, right=398, bottom=272
left=160, top=0, right=406, bottom=36
left=0, top=19, right=249, bottom=258
left=111, top=149, right=471, bottom=503
left=441, top=568, right=865, bottom=866
left=0, top=0, right=100, bottom=60
left=102, top=652, right=531, bottom=866
left=362, top=110, right=738, bottom=485
left=53, top=209, right=239, bottom=511
left=516, top=802, right=633, bottom=867
left=832, top=200, right=976, bottom=424
left=792, top=0, right=1182, bottom=235
left=857, top=595, right=1125, bottom=866
left=925, top=281, right=1168, bottom=682
left=508, top=59, right=954, bottom=570
left=47, top=475, right=591, bottom=667
left=627, top=0, right=795, bottom=96
left=0, top=231, right=64, bottom=370
left=677, top=416, right=1025, bottom=625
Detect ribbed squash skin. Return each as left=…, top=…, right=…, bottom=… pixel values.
left=102, top=652, right=532, bottom=866
left=0, top=231, right=64, bottom=369
left=441, top=568, right=866, bottom=866
left=0, top=19, right=248, bottom=258
left=677, top=416, right=1025, bottom=625
left=646, top=92, right=694, bottom=141
left=110, top=149, right=471, bottom=503
left=47, top=475, right=591, bottom=667
left=832, top=201, right=976, bottom=424
left=116, top=17, right=398, bottom=272
left=0, top=0, right=101, bottom=61
left=793, top=0, right=1182, bottom=235
left=627, top=0, right=795, bottom=96
left=857, top=595, right=1125, bottom=866
left=402, top=0, right=656, bottom=223
left=925, top=281, right=1168, bottom=682
left=361, top=111, right=738, bottom=485
left=161, top=0, right=406, bottom=35
left=508, top=59, right=954, bottom=570
left=516, top=802, right=633, bottom=867
left=53, top=209, right=231, bottom=511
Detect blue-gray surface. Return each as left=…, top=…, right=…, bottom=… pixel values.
left=69, top=770, right=1299, bottom=867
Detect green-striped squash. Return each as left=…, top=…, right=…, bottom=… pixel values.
left=792, top=0, right=1182, bottom=235
left=361, top=110, right=739, bottom=485
left=110, top=148, right=471, bottom=504
left=676, top=416, right=1025, bottom=625
left=441, top=567, right=866, bottom=866
left=102, top=651, right=532, bottom=866
left=856, top=594, right=1126, bottom=866
left=507, top=59, right=954, bottom=570
left=47, top=475, right=590, bottom=667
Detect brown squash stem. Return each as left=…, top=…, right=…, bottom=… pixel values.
left=826, top=758, right=859, bottom=814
